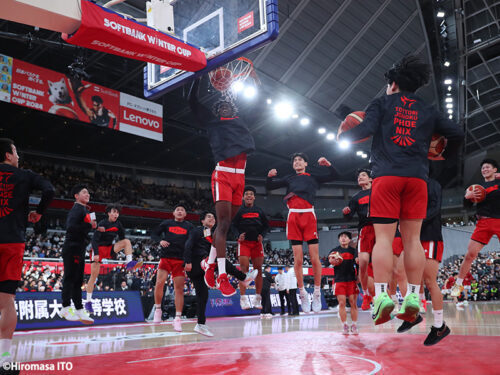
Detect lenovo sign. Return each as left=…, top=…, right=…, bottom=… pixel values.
left=119, top=93, right=163, bottom=141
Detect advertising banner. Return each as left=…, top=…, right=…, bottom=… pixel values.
left=0, top=53, right=163, bottom=141
left=15, top=291, right=145, bottom=330
left=205, top=288, right=328, bottom=317
left=62, top=0, right=206, bottom=71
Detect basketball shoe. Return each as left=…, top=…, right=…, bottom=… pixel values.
left=217, top=273, right=236, bottom=297
left=372, top=292, right=395, bottom=325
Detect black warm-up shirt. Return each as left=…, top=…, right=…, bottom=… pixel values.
left=266, top=166, right=338, bottom=206
left=64, top=203, right=93, bottom=247
left=184, top=226, right=212, bottom=264
left=189, top=79, right=255, bottom=163
left=329, top=246, right=358, bottom=283
left=0, top=164, right=54, bottom=243
left=344, top=189, right=371, bottom=231
left=463, top=180, right=500, bottom=219
left=232, top=204, right=270, bottom=241
left=339, top=92, right=464, bottom=180
left=91, top=219, right=126, bottom=255
left=152, top=219, right=193, bottom=260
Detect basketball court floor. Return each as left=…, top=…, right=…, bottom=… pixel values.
left=12, top=301, right=500, bottom=374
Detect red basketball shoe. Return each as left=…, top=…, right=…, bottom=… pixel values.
left=217, top=273, right=236, bottom=297
left=201, top=258, right=216, bottom=289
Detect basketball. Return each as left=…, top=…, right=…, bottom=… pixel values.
left=428, top=134, right=447, bottom=158
left=338, top=111, right=369, bottom=143
left=467, top=184, right=486, bottom=203
left=329, top=251, right=343, bottom=266
left=209, top=67, right=233, bottom=92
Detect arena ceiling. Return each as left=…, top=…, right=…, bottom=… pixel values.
left=0, top=0, right=497, bottom=185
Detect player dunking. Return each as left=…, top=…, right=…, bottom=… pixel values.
left=397, top=177, right=451, bottom=345
left=85, top=204, right=143, bottom=313
left=328, top=232, right=359, bottom=335
left=338, top=54, right=464, bottom=327
left=451, top=159, right=500, bottom=299
left=151, top=204, right=193, bottom=331
left=189, top=78, right=255, bottom=297
left=342, top=168, right=373, bottom=310
left=266, top=153, right=337, bottom=313
left=0, top=138, right=54, bottom=369
left=232, top=186, right=270, bottom=310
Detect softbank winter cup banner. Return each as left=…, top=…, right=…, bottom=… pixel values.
left=0, top=53, right=163, bottom=141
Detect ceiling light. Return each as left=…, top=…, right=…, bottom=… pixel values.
left=444, top=61, right=450, bottom=67
left=266, top=98, right=272, bottom=105
left=445, top=98, right=453, bottom=103
left=232, top=80, right=244, bottom=93
left=339, top=140, right=350, bottom=149
left=437, top=11, right=445, bottom=18
left=444, top=79, right=452, bottom=85
left=243, top=86, right=257, bottom=99
left=361, top=153, right=367, bottom=159
left=449, top=115, right=453, bottom=119
left=356, top=151, right=363, bottom=156
left=292, top=113, right=299, bottom=119
left=318, top=127, right=326, bottom=134
left=448, top=86, right=452, bottom=91
left=326, top=133, right=335, bottom=140
left=274, top=102, right=294, bottom=119
left=446, top=103, right=453, bottom=108
left=447, top=109, right=453, bottom=114
left=300, top=118, right=310, bottom=126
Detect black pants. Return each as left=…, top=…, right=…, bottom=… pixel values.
left=187, top=257, right=247, bottom=324
left=289, top=289, right=299, bottom=315
left=278, top=290, right=291, bottom=314
left=187, top=256, right=208, bottom=325
left=62, top=243, right=86, bottom=310
left=261, top=287, right=272, bottom=314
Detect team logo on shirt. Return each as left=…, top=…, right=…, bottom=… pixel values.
left=105, top=227, right=119, bottom=232
left=242, top=212, right=260, bottom=218
left=391, top=98, right=419, bottom=147
left=358, top=195, right=369, bottom=205
left=0, top=172, right=14, bottom=217
left=485, top=185, right=498, bottom=194
left=169, top=226, right=188, bottom=235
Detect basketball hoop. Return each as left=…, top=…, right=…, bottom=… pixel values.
left=208, top=57, right=260, bottom=102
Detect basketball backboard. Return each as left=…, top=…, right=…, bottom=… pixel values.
left=144, top=0, right=278, bottom=99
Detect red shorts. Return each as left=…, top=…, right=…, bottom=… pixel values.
left=392, top=237, right=403, bottom=256
left=421, top=241, right=444, bottom=262
left=358, top=224, right=375, bottom=253
left=370, top=176, right=427, bottom=219
left=471, top=218, right=500, bottom=245
left=211, top=153, right=246, bottom=206
left=367, top=262, right=374, bottom=278
left=333, top=281, right=359, bottom=296
left=238, top=240, right=264, bottom=258
left=159, top=258, right=185, bottom=278
left=286, top=210, right=318, bottom=242
left=90, top=245, right=113, bottom=262
left=0, top=243, right=25, bottom=281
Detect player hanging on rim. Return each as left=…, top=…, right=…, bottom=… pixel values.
left=85, top=204, right=143, bottom=313
left=232, top=186, right=270, bottom=310
left=266, top=152, right=337, bottom=313
left=338, top=54, right=464, bottom=327
left=451, top=159, right=500, bottom=299
left=189, top=77, right=255, bottom=297
left=328, top=232, right=359, bottom=335
left=151, top=204, right=193, bottom=331
left=342, top=168, right=373, bottom=311
left=397, top=177, right=451, bottom=345
left=184, top=210, right=257, bottom=337
left=0, top=138, right=54, bottom=369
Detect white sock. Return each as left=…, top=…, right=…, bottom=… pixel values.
left=154, top=304, right=161, bottom=309
left=406, top=283, right=420, bottom=297
left=126, top=254, right=132, bottom=262
left=374, top=283, right=387, bottom=297
left=433, top=309, right=443, bottom=328
left=175, top=312, right=181, bottom=319
left=0, top=339, right=12, bottom=355
left=391, top=294, right=398, bottom=304
left=299, top=287, right=306, bottom=295
left=456, top=278, right=463, bottom=286
left=365, top=290, right=370, bottom=297
left=314, top=285, right=320, bottom=294
left=217, top=258, right=226, bottom=275
left=87, top=292, right=92, bottom=301
left=419, top=293, right=425, bottom=300
left=208, top=246, right=217, bottom=264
